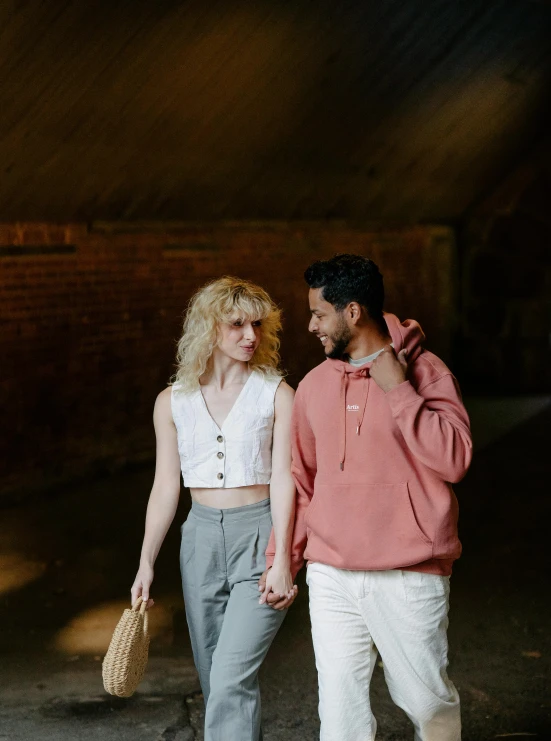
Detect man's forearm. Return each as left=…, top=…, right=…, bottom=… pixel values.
left=385, top=378, right=472, bottom=483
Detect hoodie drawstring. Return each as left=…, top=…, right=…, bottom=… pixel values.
left=339, top=367, right=370, bottom=471
left=339, top=370, right=349, bottom=471
left=332, top=312, right=425, bottom=472
left=356, top=374, right=370, bottom=436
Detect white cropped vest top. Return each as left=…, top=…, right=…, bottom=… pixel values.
left=171, top=370, right=282, bottom=488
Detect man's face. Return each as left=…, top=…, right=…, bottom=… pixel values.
left=308, top=288, right=352, bottom=359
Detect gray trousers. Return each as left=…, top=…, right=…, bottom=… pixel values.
left=180, top=498, right=286, bottom=741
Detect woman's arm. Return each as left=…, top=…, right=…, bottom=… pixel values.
left=265, top=381, right=316, bottom=579
left=259, top=381, right=297, bottom=606
left=131, top=387, right=182, bottom=606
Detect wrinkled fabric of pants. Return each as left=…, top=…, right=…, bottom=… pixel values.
left=307, top=562, right=461, bottom=741
left=180, top=498, right=286, bottom=741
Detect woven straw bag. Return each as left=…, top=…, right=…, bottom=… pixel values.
left=102, top=597, right=150, bottom=697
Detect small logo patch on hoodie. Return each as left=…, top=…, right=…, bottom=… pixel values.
left=346, top=404, right=360, bottom=411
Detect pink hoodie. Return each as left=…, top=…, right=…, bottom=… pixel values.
left=267, top=313, right=472, bottom=578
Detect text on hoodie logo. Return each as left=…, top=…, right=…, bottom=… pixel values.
left=346, top=404, right=360, bottom=411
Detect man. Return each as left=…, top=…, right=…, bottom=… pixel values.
left=263, top=254, right=472, bottom=740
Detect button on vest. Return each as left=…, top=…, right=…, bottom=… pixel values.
left=171, top=370, right=281, bottom=489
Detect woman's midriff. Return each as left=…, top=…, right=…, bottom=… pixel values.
left=190, top=484, right=270, bottom=509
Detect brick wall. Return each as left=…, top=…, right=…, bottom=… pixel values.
left=0, top=222, right=456, bottom=502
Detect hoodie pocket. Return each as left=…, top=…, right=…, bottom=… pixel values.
left=305, top=482, right=433, bottom=570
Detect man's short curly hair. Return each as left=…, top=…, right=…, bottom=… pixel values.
left=304, top=254, right=385, bottom=322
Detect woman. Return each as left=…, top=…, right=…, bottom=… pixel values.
left=131, top=276, right=298, bottom=741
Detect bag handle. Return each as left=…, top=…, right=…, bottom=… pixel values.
left=131, top=596, right=149, bottom=634
left=132, top=596, right=148, bottom=614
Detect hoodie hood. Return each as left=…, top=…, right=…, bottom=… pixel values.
left=325, top=313, right=426, bottom=470
left=385, top=312, right=425, bottom=362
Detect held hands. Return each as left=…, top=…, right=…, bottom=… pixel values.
left=131, top=562, right=155, bottom=609
left=258, top=565, right=298, bottom=610
left=370, top=346, right=408, bottom=393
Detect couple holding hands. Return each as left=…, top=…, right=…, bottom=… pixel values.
left=132, top=253, right=472, bottom=741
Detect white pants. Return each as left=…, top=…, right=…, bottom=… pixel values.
left=306, top=563, right=460, bottom=741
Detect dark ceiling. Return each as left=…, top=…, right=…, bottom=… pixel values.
left=1, top=0, right=550, bottom=222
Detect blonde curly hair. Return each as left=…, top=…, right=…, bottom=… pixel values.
left=173, top=276, right=283, bottom=392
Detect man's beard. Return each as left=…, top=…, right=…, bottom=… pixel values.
left=325, top=315, right=352, bottom=359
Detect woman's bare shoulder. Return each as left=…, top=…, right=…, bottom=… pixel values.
left=154, top=386, right=174, bottom=421
left=157, top=385, right=173, bottom=402
left=275, top=379, right=295, bottom=407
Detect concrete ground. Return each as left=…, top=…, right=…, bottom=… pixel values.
left=1, top=397, right=550, bottom=740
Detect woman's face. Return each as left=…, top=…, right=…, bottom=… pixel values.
left=216, top=314, right=263, bottom=362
